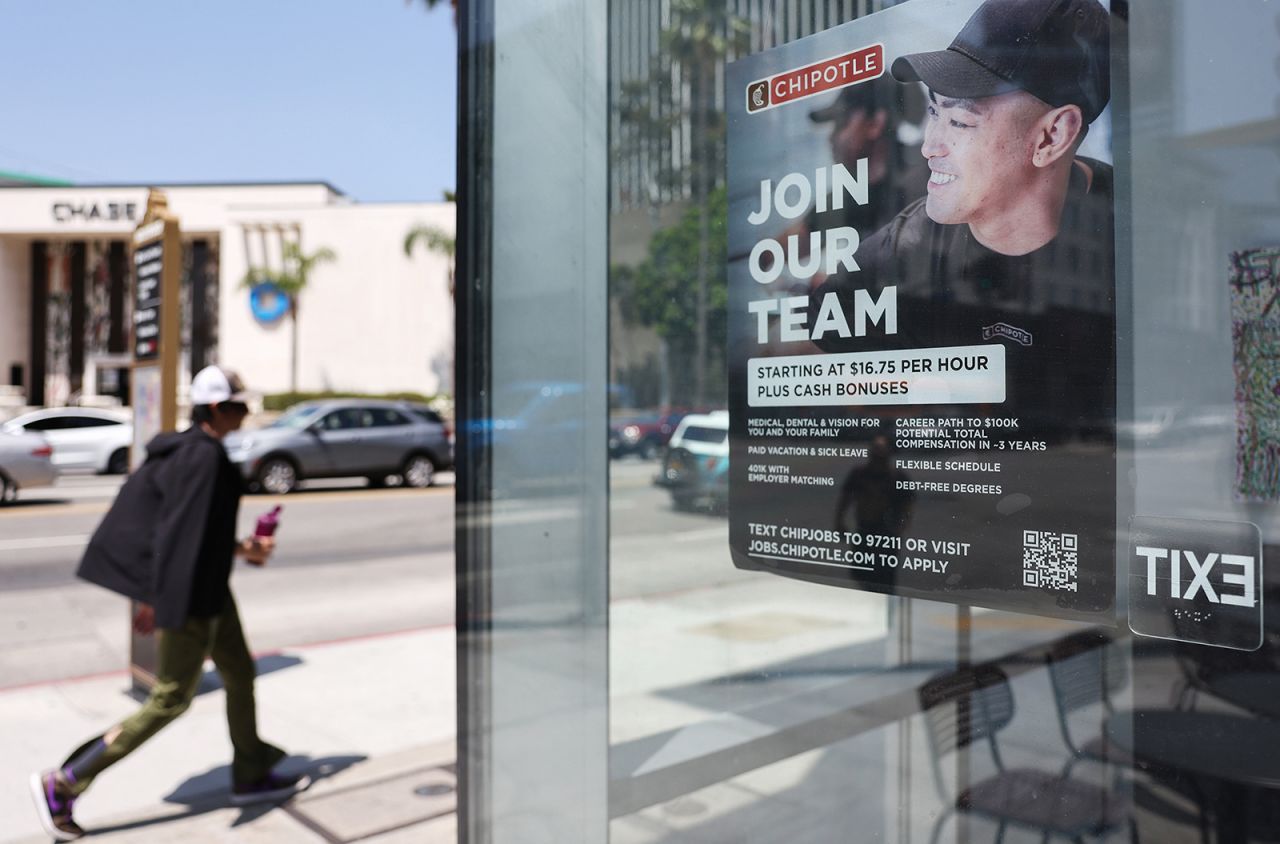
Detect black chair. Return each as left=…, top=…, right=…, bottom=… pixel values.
left=1047, top=630, right=1209, bottom=844
left=919, top=662, right=1127, bottom=844
left=1046, top=630, right=1129, bottom=769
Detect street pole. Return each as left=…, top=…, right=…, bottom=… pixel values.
left=128, top=189, right=182, bottom=698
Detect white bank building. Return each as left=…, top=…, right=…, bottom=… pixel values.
left=0, top=180, right=454, bottom=410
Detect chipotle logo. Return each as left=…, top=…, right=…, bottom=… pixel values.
left=745, top=44, right=883, bottom=114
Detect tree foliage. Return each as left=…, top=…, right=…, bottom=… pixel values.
left=613, top=1, right=750, bottom=203
left=612, top=1, right=748, bottom=405
left=657, top=0, right=750, bottom=193
left=408, top=0, right=456, bottom=11
left=616, top=186, right=729, bottom=403
left=241, top=241, right=336, bottom=301
left=404, top=223, right=456, bottom=299
left=240, top=241, right=337, bottom=394
left=403, top=224, right=455, bottom=261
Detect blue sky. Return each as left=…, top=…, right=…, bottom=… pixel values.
left=0, top=1, right=456, bottom=202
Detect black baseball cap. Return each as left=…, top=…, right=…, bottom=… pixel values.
left=890, top=0, right=1110, bottom=123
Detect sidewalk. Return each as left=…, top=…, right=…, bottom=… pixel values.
left=1, top=626, right=457, bottom=843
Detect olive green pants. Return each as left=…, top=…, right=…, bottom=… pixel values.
left=62, top=597, right=284, bottom=795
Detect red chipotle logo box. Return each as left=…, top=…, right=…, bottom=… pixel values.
left=725, top=0, right=1119, bottom=623
left=745, top=44, right=883, bottom=113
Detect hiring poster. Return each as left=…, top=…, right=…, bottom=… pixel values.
left=726, top=0, right=1117, bottom=622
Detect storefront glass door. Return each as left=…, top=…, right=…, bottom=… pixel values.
left=458, top=1, right=1280, bottom=841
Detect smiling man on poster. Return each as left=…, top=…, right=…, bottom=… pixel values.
left=815, top=0, right=1113, bottom=426
left=890, top=0, right=1110, bottom=254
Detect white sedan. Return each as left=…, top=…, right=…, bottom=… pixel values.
left=2, top=407, right=133, bottom=474
left=0, top=430, right=57, bottom=502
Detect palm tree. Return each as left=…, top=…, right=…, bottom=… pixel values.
left=404, top=224, right=456, bottom=299
left=409, top=0, right=457, bottom=21
left=242, top=241, right=337, bottom=394
left=650, top=1, right=749, bottom=405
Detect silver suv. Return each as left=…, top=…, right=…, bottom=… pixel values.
left=655, top=411, right=729, bottom=512
left=225, top=399, right=453, bottom=494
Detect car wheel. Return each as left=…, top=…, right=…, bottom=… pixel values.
left=0, top=473, right=16, bottom=504
left=640, top=440, right=659, bottom=460
left=256, top=457, right=299, bottom=495
left=672, top=493, right=696, bottom=512
left=106, top=448, right=129, bottom=475
left=402, top=454, right=436, bottom=488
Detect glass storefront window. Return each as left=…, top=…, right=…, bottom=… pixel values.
left=458, top=1, right=1280, bottom=841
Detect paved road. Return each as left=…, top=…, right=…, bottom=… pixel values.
left=0, top=461, right=716, bottom=592
left=0, top=474, right=457, bottom=590
left=0, top=460, right=726, bottom=687
left=0, top=472, right=459, bottom=687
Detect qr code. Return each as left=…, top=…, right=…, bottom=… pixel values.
left=1022, top=530, right=1078, bottom=592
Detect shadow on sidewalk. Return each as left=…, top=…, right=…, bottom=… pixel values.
left=192, top=653, right=305, bottom=697
left=82, top=753, right=366, bottom=837
left=122, top=654, right=306, bottom=704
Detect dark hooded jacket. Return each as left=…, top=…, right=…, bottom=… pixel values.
left=76, top=426, right=243, bottom=630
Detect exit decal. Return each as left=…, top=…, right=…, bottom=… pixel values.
left=1128, top=515, right=1263, bottom=651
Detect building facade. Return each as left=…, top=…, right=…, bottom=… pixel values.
left=0, top=182, right=454, bottom=411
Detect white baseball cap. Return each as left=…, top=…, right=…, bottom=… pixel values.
left=190, top=365, right=251, bottom=405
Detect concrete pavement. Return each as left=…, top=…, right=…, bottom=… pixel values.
left=1, top=626, right=457, bottom=843
left=0, top=554, right=1137, bottom=843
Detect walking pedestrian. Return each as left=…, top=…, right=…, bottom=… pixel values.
left=29, top=365, right=308, bottom=841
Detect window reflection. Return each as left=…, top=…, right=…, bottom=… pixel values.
left=604, top=1, right=1280, bottom=842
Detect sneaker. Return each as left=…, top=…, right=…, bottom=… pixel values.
left=28, top=771, right=84, bottom=841
left=230, top=771, right=312, bottom=806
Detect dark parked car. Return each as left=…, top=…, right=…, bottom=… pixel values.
left=225, top=399, right=454, bottom=494
left=608, top=409, right=696, bottom=459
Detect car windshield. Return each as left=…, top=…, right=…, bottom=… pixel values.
left=270, top=404, right=322, bottom=429
left=680, top=425, right=727, bottom=444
